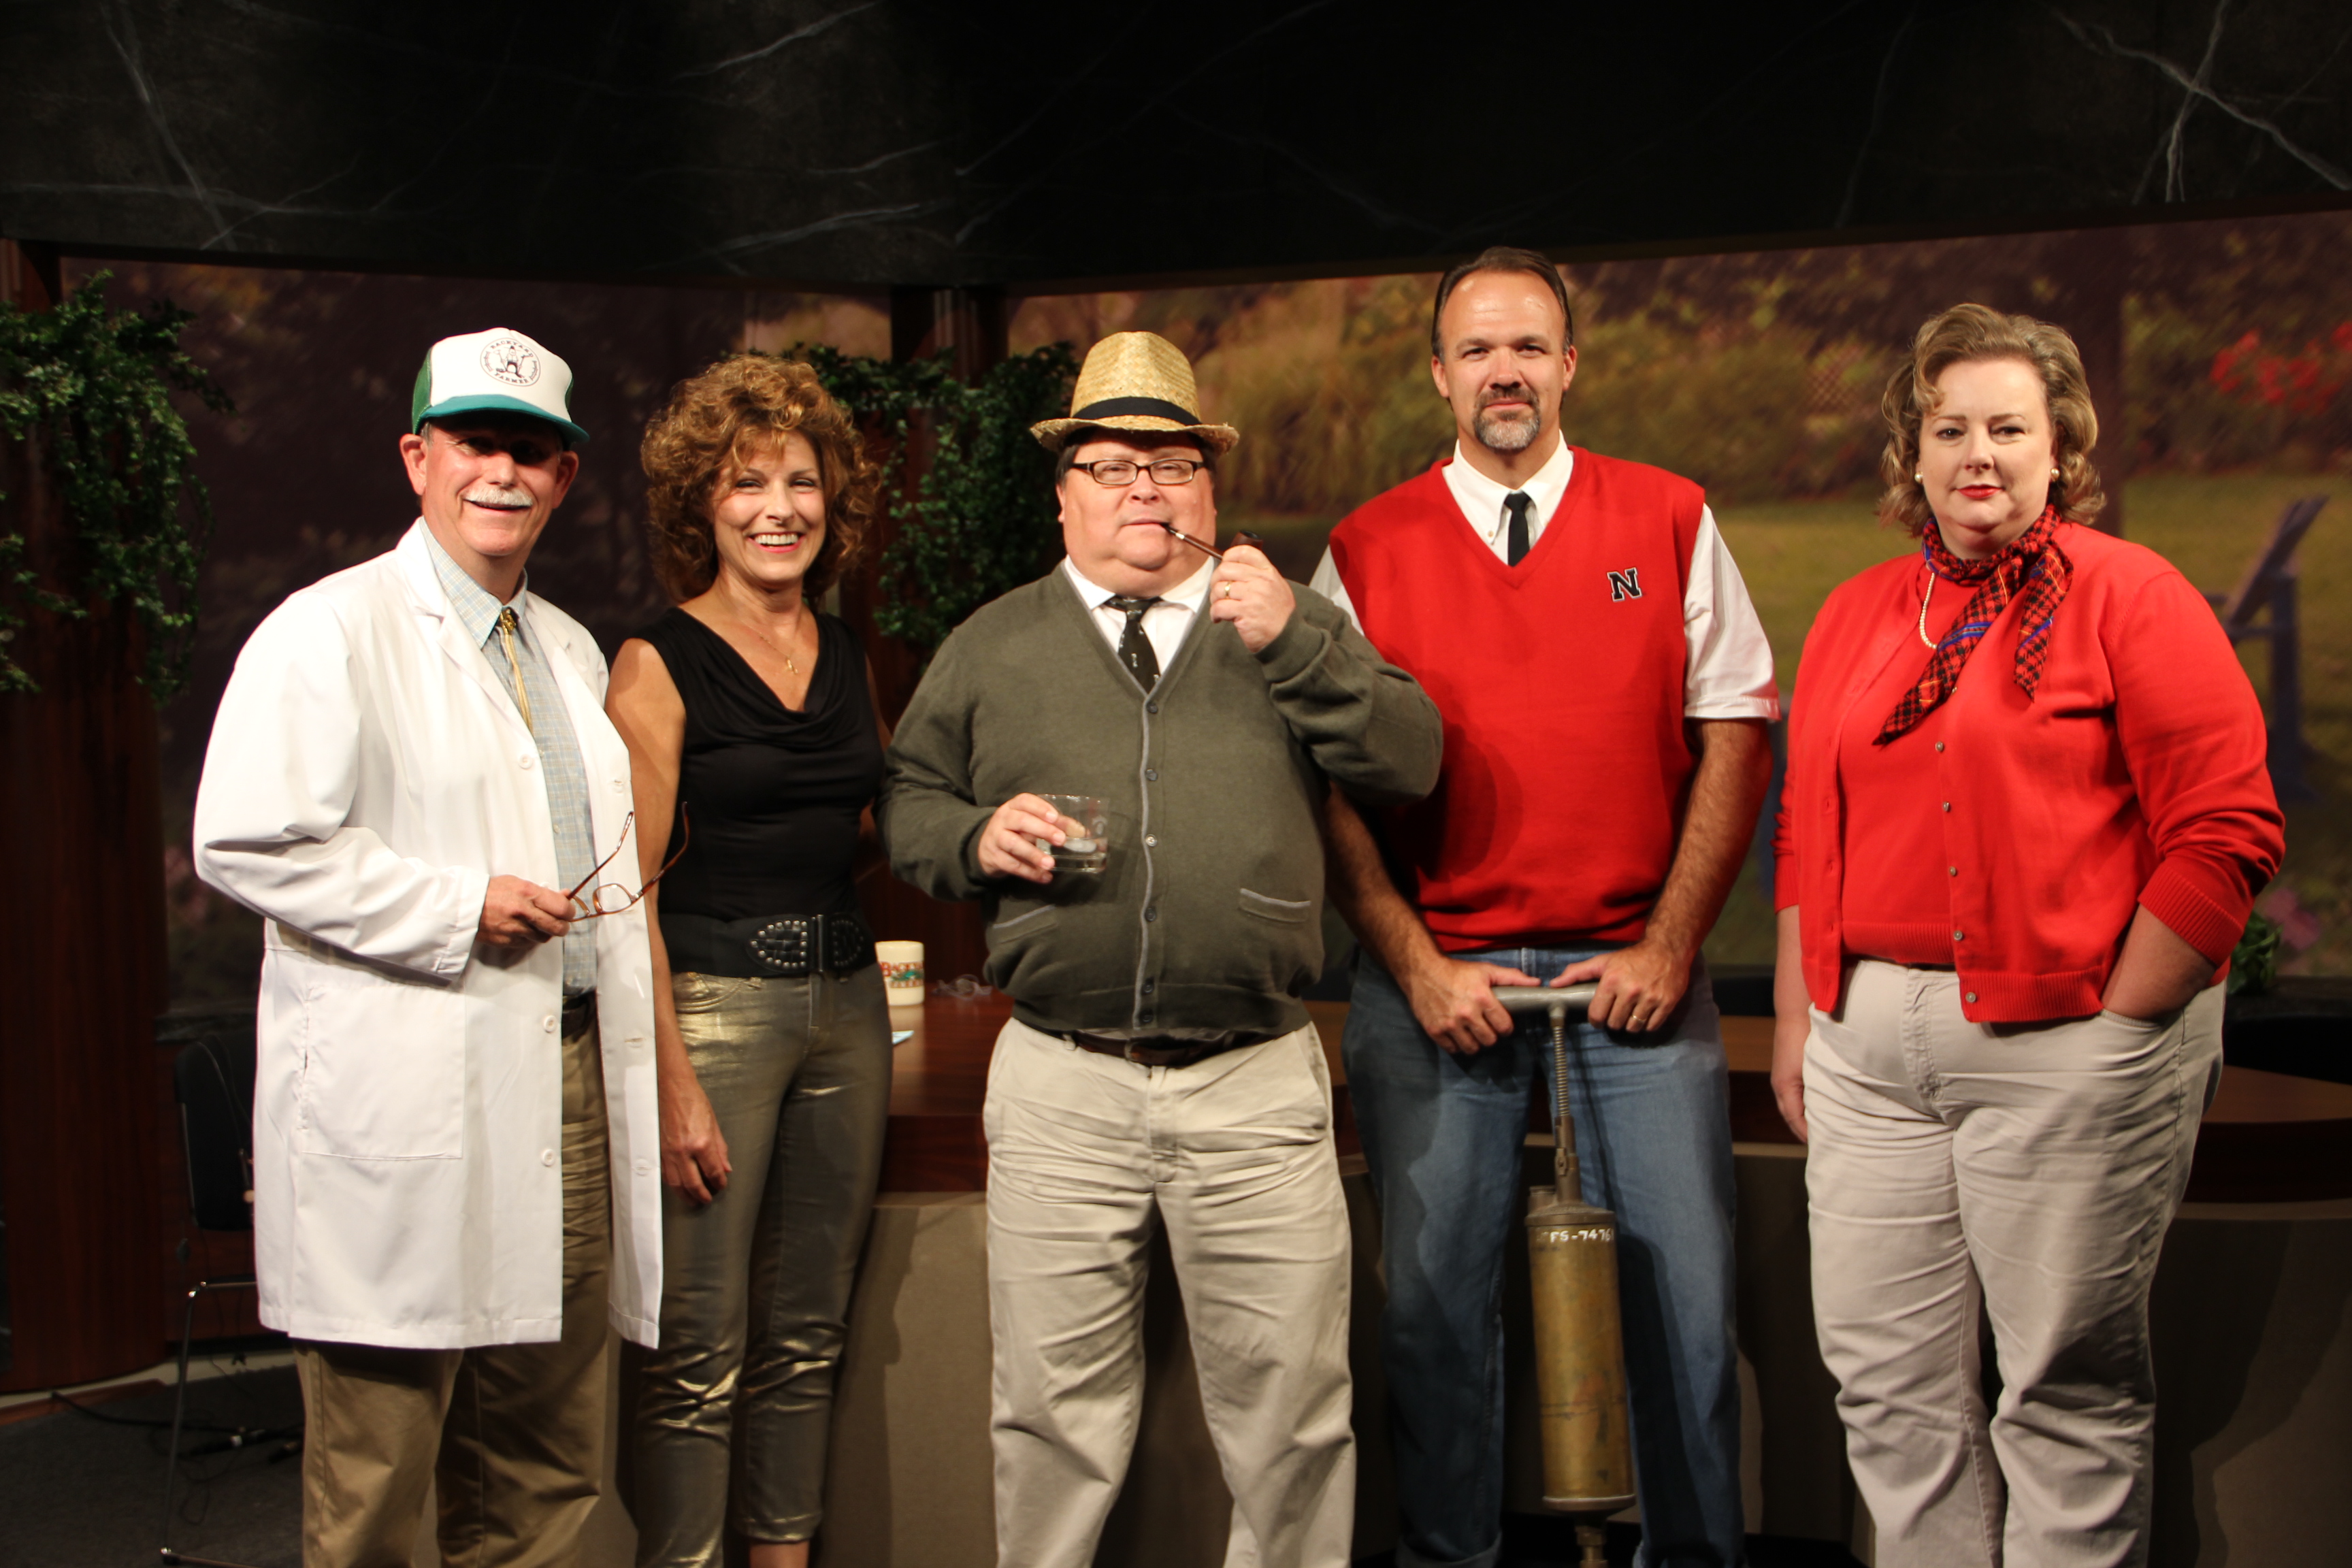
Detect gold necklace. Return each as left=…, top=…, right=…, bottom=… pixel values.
left=736, top=610, right=805, bottom=678
left=1916, top=570, right=1937, bottom=649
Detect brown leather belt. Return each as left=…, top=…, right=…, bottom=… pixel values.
left=1053, top=1029, right=1279, bottom=1068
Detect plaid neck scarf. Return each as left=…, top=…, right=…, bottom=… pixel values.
left=1877, top=505, right=2070, bottom=745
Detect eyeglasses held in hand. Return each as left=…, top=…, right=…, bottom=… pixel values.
left=566, top=806, right=690, bottom=919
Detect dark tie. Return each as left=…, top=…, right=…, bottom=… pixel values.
left=1107, top=595, right=1160, bottom=691
left=1504, top=491, right=1533, bottom=566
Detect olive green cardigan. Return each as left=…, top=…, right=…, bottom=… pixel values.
left=881, top=566, right=1441, bottom=1037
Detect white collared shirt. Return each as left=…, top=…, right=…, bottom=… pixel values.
left=1308, top=439, right=1780, bottom=720
left=1441, top=434, right=1577, bottom=560
left=1063, top=555, right=1217, bottom=673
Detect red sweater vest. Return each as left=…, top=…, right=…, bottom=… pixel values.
left=1328, top=453, right=1705, bottom=948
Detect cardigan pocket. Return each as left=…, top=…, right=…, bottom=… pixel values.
left=1237, top=887, right=1313, bottom=926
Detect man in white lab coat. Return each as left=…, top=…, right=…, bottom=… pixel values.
left=195, top=328, right=661, bottom=1567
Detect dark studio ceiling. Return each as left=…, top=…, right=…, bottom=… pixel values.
left=3, top=0, right=2350, bottom=288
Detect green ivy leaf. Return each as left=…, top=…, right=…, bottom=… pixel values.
left=795, top=342, right=1078, bottom=653
left=0, top=271, right=231, bottom=697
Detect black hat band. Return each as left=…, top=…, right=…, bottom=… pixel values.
left=1072, top=395, right=1203, bottom=426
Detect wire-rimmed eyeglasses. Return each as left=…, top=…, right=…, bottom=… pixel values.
left=1068, top=458, right=1208, bottom=487
left=565, top=806, right=690, bottom=919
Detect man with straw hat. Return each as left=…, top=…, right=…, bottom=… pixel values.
left=884, top=330, right=1443, bottom=1567
left=195, top=328, right=662, bottom=1565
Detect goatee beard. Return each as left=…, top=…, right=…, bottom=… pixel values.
left=1474, top=403, right=1541, bottom=453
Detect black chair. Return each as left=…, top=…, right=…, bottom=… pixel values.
left=158, top=1007, right=298, bottom=1568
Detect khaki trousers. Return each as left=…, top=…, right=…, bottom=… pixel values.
left=295, top=1009, right=612, bottom=1568
left=1803, top=960, right=2223, bottom=1568
left=984, top=1017, right=1357, bottom=1568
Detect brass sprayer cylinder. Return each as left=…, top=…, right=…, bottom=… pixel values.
left=1491, top=989, right=1637, bottom=1524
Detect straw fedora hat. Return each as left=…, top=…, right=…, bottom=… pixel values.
left=1030, top=331, right=1239, bottom=455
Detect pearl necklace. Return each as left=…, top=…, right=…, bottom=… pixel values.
left=1917, top=570, right=1937, bottom=649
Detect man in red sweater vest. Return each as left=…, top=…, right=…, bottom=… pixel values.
left=1311, top=248, right=1777, bottom=1568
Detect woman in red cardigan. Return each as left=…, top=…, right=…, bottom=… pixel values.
left=1771, top=304, right=2283, bottom=1568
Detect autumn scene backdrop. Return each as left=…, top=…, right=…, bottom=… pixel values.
left=85, top=206, right=2352, bottom=1002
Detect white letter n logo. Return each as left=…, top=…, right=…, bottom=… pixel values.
left=1607, top=568, right=1643, bottom=601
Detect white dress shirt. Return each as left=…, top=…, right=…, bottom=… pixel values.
left=1063, top=555, right=1217, bottom=673
left=1308, top=440, right=1780, bottom=721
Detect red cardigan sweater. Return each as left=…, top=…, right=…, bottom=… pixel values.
left=1773, top=523, right=2284, bottom=1022
left=1328, top=453, right=1704, bottom=948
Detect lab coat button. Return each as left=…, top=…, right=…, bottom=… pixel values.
left=543, top=1014, right=558, bottom=1032
left=636, top=1158, right=653, bottom=1177
left=610, top=779, right=625, bottom=792
left=540, top=1149, right=556, bottom=1166
left=520, top=753, right=535, bottom=770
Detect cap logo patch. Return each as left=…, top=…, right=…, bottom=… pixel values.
left=478, top=337, right=542, bottom=387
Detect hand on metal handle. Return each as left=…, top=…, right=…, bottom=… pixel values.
left=1486, top=983, right=1601, bottom=1017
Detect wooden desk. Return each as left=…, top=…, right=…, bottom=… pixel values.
left=880, top=999, right=2352, bottom=1202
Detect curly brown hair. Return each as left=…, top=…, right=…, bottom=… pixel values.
left=1878, top=302, right=2106, bottom=536
left=640, top=353, right=877, bottom=601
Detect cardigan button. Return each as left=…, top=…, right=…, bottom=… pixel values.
left=1949, top=866, right=1959, bottom=877
left=1145, top=768, right=1158, bottom=782
left=1941, top=801, right=1951, bottom=812
left=1147, top=701, right=1160, bottom=714
left=1145, top=906, right=1158, bottom=922
left=1145, top=834, right=1158, bottom=847
left=1935, top=742, right=1945, bottom=753
left=1965, top=992, right=1978, bottom=1004
left=1953, top=930, right=1965, bottom=941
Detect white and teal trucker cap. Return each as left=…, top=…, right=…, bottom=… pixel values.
left=410, top=327, right=589, bottom=447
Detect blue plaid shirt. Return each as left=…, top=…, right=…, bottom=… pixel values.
left=426, top=533, right=598, bottom=996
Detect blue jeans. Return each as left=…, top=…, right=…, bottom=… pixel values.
left=1344, top=947, right=1743, bottom=1568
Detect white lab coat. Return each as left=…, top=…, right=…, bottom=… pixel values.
left=195, top=521, right=659, bottom=1350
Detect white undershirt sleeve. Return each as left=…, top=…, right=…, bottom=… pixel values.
left=1683, top=506, right=1781, bottom=720
left=1307, top=548, right=1362, bottom=633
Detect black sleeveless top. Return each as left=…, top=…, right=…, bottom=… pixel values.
left=633, top=607, right=883, bottom=921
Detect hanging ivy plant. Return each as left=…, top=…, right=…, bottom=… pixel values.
left=797, top=341, right=1078, bottom=651
left=0, top=270, right=230, bottom=698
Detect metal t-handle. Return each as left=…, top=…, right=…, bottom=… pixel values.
left=1488, top=984, right=1599, bottom=1205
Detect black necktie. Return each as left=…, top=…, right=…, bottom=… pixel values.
left=1504, top=491, right=1533, bottom=566
left=1107, top=595, right=1160, bottom=691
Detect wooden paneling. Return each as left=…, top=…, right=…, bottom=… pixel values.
left=876, top=999, right=2352, bottom=1204
left=0, top=240, right=169, bottom=1389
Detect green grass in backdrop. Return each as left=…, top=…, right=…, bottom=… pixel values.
left=1704, top=471, right=2351, bottom=970
left=1237, top=474, right=2352, bottom=975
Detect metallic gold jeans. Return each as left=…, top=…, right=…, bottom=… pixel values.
left=628, top=964, right=890, bottom=1565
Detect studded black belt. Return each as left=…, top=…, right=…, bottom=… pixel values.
left=659, top=909, right=876, bottom=979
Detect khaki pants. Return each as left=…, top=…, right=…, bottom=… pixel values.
left=984, top=1018, right=1357, bottom=1568
left=1804, top=961, right=2223, bottom=1568
left=295, top=1009, right=612, bottom=1568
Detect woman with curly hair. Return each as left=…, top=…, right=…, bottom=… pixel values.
left=1769, top=304, right=2283, bottom=1566
left=607, top=353, right=891, bottom=1568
